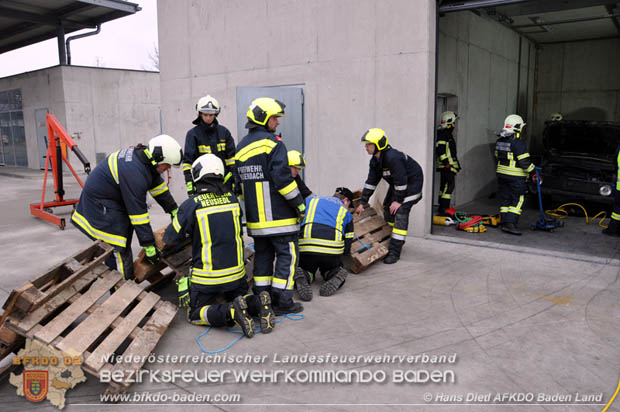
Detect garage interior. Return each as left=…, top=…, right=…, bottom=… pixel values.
left=433, top=0, right=620, bottom=262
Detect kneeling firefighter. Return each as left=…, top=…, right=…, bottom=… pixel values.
left=164, top=154, right=276, bottom=337
left=294, top=187, right=355, bottom=301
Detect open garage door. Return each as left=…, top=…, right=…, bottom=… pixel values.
left=433, top=0, right=620, bottom=263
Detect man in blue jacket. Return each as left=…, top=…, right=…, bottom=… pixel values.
left=71, top=135, right=182, bottom=280
left=294, top=187, right=354, bottom=301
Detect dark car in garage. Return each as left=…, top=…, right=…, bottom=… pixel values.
left=532, top=120, right=619, bottom=206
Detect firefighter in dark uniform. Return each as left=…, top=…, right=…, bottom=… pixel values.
left=235, top=97, right=306, bottom=314
left=495, top=114, right=535, bottom=236
left=355, top=128, right=424, bottom=264
left=294, top=187, right=354, bottom=301
left=183, top=95, right=238, bottom=196
left=163, top=154, right=276, bottom=337
left=288, top=150, right=314, bottom=199
left=603, top=144, right=620, bottom=236
left=436, top=111, right=461, bottom=215
left=71, top=135, right=182, bottom=280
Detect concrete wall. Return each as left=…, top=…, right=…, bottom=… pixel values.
left=437, top=12, right=535, bottom=205
left=0, top=67, right=66, bottom=169
left=0, top=65, right=160, bottom=170
left=532, top=38, right=620, bottom=146
left=61, top=66, right=161, bottom=165
left=158, top=0, right=437, bottom=236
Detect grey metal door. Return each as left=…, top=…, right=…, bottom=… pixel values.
left=35, top=108, right=49, bottom=169
left=236, top=86, right=304, bottom=153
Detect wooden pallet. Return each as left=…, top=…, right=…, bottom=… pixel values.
left=2, top=241, right=177, bottom=394
left=344, top=191, right=391, bottom=274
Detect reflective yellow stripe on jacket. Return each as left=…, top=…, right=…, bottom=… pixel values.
left=191, top=204, right=245, bottom=285
left=71, top=210, right=127, bottom=247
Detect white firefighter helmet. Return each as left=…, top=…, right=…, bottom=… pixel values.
left=439, top=111, right=458, bottom=129
left=148, top=135, right=182, bottom=167
left=502, top=114, right=526, bottom=133
left=191, top=153, right=225, bottom=183
left=195, top=95, right=220, bottom=116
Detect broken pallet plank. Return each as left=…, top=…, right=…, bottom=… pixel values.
left=353, top=215, right=386, bottom=238
left=7, top=268, right=103, bottom=334
left=85, top=292, right=160, bottom=372
left=103, top=301, right=177, bottom=388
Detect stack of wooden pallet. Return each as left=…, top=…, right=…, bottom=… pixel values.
left=344, top=191, right=391, bottom=273
left=0, top=241, right=177, bottom=394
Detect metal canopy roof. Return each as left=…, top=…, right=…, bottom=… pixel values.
left=438, top=0, right=620, bottom=44
left=0, top=0, right=140, bottom=54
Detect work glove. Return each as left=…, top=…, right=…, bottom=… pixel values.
left=186, top=181, right=195, bottom=197
left=144, top=245, right=161, bottom=265
left=176, top=276, right=190, bottom=308
left=170, top=208, right=178, bottom=219
left=297, top=203, right=306, bottom=224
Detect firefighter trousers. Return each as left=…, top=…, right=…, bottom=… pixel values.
left=298, top=252, right=342, bottom=283
left=383, top=190, right=418, bottom=257
left=437, top=170, right=456, bottom=214
left=497, top=175, right=527, bottom=225
left=252, top=234, right=298, bottom=306
left=104, top=247, right=135, bottom=281
left=188, top=278, right=262, bottom=326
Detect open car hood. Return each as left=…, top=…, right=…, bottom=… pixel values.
left=543, top=120, right=620, bottom=162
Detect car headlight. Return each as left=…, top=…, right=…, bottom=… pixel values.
left=599, top=185, right=613, bottom=196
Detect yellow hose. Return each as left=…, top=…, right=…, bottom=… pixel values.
left=545, top=202, right=608, bottom=228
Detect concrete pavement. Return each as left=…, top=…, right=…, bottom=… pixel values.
left=0, top=169, right=619, bottom=411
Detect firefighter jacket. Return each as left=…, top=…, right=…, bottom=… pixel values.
left=495, top=133, right=535, bottom=179
left=183, top=119, right=236, bottom=183
left=300, top=196, right=354, bottom=256
left=435, top=128, right=461, bottom=173
left=235, top=125, right=305, bottom=237
left=360, top=145, right=424, bottom=205
left=163, top=188, right=245, bottom=286
left=71, top=145, right=177, bottom=250
left=295, top=175, right=314, bottom=199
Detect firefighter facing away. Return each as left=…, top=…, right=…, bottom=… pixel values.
left=288, top=150, right=314, bottom=199
left=294, top=187, right=355, bottom=301
left=355, top=128, right=424, bottom=264
left=435, top=111, right=461, bottom=215
left=163, top=154, right=276, bottom=338
left=71, top=135, right=182, bottom=280
left=495, top=114, right=536, bottom=236
left=235, top=97, right=306, bottom=314
left=183, top=95, right=238, bottom=197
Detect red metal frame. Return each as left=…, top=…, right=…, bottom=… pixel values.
left=30, top=114, right=86, bottom=230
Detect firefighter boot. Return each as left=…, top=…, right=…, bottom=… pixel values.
left=501, top=222, right=522, bottom=236
left=230, top=296, right=255, bottom=338
left=293, top=266, right=313, bottom=301
left=272, top=289, right=304, bottom=316
left=319, top=267, right=348, bottom=297
left=257, top=291, right=276, bottom=333
left=245, top=292, right=276, bottom=333
left=437, top=198, right=451, bottom=216
left=602, top=219, right=620, bottom=237
left=383, top=238, right=404, bottom=264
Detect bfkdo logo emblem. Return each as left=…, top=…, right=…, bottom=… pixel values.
left=23, top=370, right=48, bottom=402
